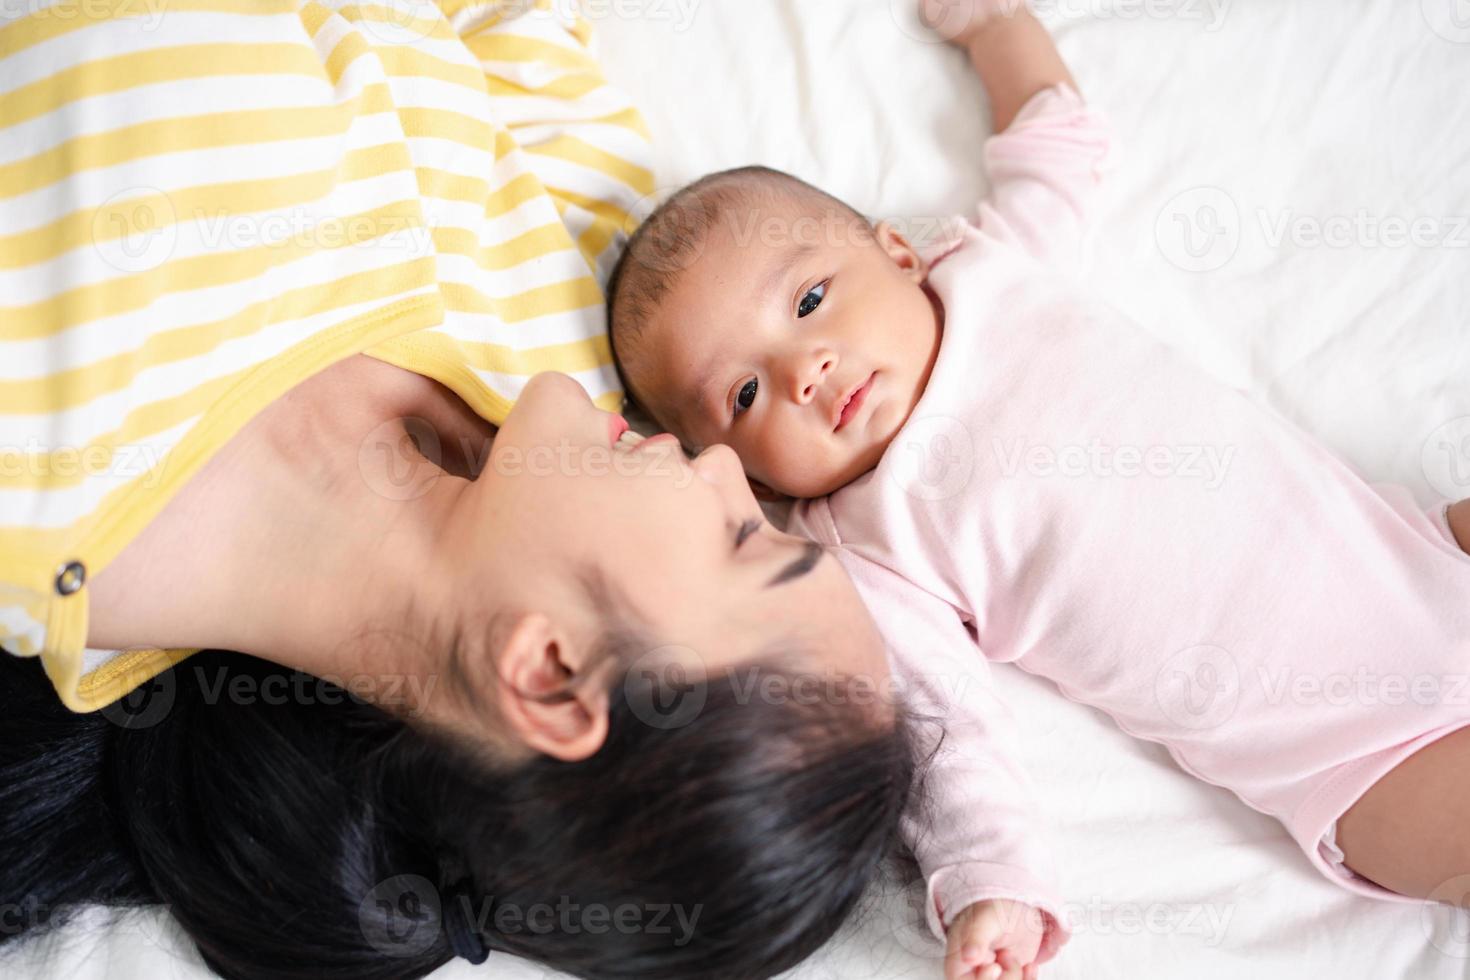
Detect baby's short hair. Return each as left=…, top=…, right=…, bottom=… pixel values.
left=607, top=166, right=870, bottom=422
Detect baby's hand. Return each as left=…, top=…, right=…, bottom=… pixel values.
left=944, top=898, right=1046, bottom=980
left=918, top=0, right=1024, bottom=48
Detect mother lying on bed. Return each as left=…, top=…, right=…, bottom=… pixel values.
left=0, top=3, right=911, bottom=979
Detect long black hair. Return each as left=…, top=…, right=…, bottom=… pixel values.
left=0, top=641, right=915, bottom=980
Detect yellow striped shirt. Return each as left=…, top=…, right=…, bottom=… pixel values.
left=0, top=0, right=654, bottom=711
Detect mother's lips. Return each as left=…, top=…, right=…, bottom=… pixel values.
left=832, top=372, right=876, bottom=432
left=614, top=429, right=680, bottom=453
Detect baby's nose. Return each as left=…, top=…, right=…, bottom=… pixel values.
left=793, top=354, right=837, bottom=404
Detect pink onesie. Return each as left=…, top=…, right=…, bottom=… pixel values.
left=789, top=85, right=1470, bottom=960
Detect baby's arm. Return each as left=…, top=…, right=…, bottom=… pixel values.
left=837, top=552, right=1069, bottom=979
left=922, top=0, right=1111, bottom=271
left=920, top=1, right=1076, bottom=131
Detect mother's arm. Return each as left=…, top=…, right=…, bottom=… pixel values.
left=439, top=0, right=655, bottom=272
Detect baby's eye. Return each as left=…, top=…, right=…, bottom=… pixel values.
left=797, top=282, right=827, bottom=318
left=733, top=378, right=758, bottom=418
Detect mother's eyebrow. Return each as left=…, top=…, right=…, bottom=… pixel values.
left=766, top=540, right=824, bottom=588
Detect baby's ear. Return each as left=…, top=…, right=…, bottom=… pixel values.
left=749, top=477, right=785, bottom=503
left=874, top=220, right=928, bottom=283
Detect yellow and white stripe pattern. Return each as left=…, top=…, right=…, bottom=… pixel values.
left=0, top=0, right=653, bottom=711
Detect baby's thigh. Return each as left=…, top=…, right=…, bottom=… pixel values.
left=1337, top=724, right=1470, bottom=903
left=1450, top=499, right=1470, bottom=553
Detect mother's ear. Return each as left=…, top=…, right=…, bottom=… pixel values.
left=492, top=612, right=610, bottom=762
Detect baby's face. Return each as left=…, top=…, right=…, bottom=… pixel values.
left=635, top=204, right=942, bottom=498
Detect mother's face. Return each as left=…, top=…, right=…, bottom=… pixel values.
left=451, top=372, right=891, bottom=750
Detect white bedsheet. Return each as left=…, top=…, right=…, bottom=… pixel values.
left=7, top=1, right=1469, bottom=978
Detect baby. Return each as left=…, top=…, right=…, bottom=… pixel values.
left=609, top=2, right=1470, bottom=978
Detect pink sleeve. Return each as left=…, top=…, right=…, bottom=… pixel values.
left=973, top=83, right=1111, bottom=271
left=837, top=552, right=1071, bottom=964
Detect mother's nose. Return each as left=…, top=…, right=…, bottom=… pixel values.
left=690, top=443, right=747, bottom=487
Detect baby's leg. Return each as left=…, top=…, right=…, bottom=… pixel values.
left=1336, top=500, right=1470, bottom=896
left=1450, top=499, right=1470, bottom=553
left=1336, top=725, right=1470, bottom=902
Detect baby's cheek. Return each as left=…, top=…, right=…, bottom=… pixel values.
left=779, top=436, right=848, bottom=498
left=745, top=421, right=808, bottom=494
left=757, top=434, right=804, bottom=489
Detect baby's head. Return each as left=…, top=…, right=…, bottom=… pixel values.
left=609, top=167, right=942, bottom=499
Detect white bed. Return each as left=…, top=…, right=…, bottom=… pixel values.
left=8, top=1, right=1470, bottom=978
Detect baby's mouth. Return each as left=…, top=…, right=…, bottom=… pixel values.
left=833, top=372, right=876, bottom=432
